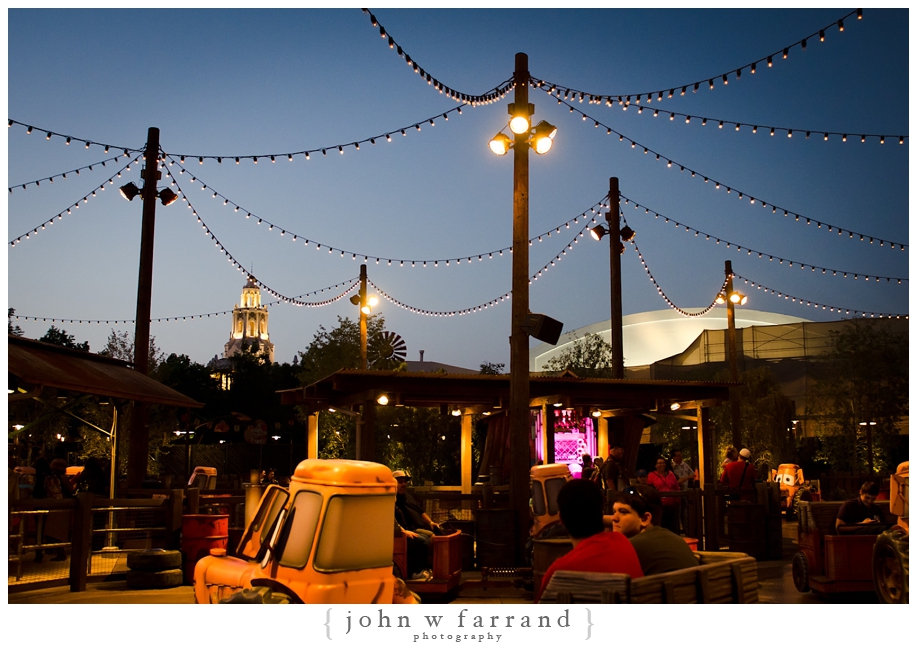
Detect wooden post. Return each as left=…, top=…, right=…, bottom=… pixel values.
left=509, top=52, right=533, bottom=565
left=69, top=493, right=93, bottom=592
left=307, top=411, right=319, bottom=459
left=187, top=487, right=200, bottom=515
left=725, top=260, right=741, bottom=449
left=698, top=406, right=717, bottom=551
left=167, top=489, right=185, bottom=550
left=461, top=412, right=472, bottom=495
left=359, top=264, right=368, bottom=370
left=128, top=127, right=161, bottom=490
left=607, top=177, right=624, bottom=379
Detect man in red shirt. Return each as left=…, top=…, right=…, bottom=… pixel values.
left=720, top=448, right=756, bottom=502
left=536, top=479, right=643, bottom=602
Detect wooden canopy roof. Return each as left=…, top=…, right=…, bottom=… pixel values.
left=279, top=369, right=733, bottom=415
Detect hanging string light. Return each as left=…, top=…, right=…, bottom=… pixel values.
left=361, top=9, right=514, bottom=107
left=537, top=90, right=906, bottom=145
left=619, top=193, right=907, bottom=284
left=9, top=154, right=144, bottom=247
left=629, top=235, right=728, bottom=318
left=545, top=96, right=907, bottom=251
left=164, top=106, right=466, bottom=165
left=8, top=119, right=140, bottom=157
left=166, top=155, right=610, bottom=267
left=732, top=274, right=908, bottom=319
left=9, top=277, right=363, bottom=326
left=8, top=153, right=136, bottom=193
left=363, top=222, right=592, bottom=318
left=536, top=10, right=860, bottom=108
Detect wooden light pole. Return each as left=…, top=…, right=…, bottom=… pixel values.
left=127, top=127, right=161, bottom=490
left=509, top=52, right=533, bottom=564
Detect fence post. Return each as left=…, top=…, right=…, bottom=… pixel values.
left=69, top=493, right=93, bottom=592
left=703, top=483, right=719, bottom=551
left=187, top=487, right=200, bottom=515
left=167, top=489, right=185, bottom=550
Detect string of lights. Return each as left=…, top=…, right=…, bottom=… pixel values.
left=628, top=229, right=729, bottom=318
left=733, top=274, right=908, bottom=319
left=619, top=193, right=907, bottom=284
left=9, top=154, right=144, bottom=247
left=8, top=119, right=141, bottom=156
left=545, top=92, right=907, bottom=251
left=536, top=82, right=906, bottom=145
left=10, top=278, right=363, bottom=327
left=164, top=106, right=468, bottom=164
left=534, top=9, right=861, bottom=109
left=165, top=154, right=610, bottom=267
left=166, top=164, right=360, bottom=308
left=9, top=154, right=140, bottom=193
left=365, top=222, right=593, bottom=317
left=362, top=9, right=514, bottom=107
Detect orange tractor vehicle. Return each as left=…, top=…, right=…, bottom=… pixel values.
left=193, top=459, right=418, bottom=604
left=771, top=463, right=818, bottom=516
left=873, top=461, right=908, bottom=604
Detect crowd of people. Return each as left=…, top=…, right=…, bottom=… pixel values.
left=534, top=443, right=763, bottom=600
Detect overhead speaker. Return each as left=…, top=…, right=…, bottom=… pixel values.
left=522, top=313, right=563, bottom=345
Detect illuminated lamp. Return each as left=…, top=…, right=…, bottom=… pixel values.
left=489, top=133, right=511, bottom=156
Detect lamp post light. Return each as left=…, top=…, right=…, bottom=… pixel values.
left=349, top=264, right=378, bottom=370
left=589, top=177, right=634, bottom=379
left=488, top=53, right=557, bottom=563
left=717, top=260, right=747, bottom=449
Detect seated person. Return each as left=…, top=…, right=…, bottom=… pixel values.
left=610, top=485, right=698, bottom=575
left=836, top=481, right=886, bottom=534
left=393, top=470, right=438, bottom=579
left=536, top=479, right=643, bottom=602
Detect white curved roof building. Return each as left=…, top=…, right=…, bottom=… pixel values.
left=529, top=309, right=811, bottom=371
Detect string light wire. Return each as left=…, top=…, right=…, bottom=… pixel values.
left=619, top=193, right=907, bottom=284
left=733, top=274, right=908, bottom=319
left=536, top=9, right=861, bottom=109
left=545, top=92, right=907, bottom=250
left=9, top=154, right=144, bottom=247
left=361, top=9, right=514, bottom=107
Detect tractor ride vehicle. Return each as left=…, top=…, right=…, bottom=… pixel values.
left=873, top=461, right=908, bottom=604
left=793, top=494, right=893, bottom=598
left=193, top=459, right=419, bottom=604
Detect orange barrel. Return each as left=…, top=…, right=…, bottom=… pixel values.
left=181, top=514, right=229, bottom=584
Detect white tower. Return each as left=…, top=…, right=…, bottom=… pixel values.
left=224, top=275, right=274, bottom=363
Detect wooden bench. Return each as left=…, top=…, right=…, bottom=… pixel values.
left=539, top=551, right=758, bottom=604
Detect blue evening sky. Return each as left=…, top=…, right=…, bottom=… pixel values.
left=6, top=8, right=909, bottom=371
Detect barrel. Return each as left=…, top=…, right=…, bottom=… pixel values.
left=473, top=508, right=515, bottom=568
left=533, top=537, right=573, bottom=592
left=181, top=514, right=229, bottom=584
left=727, top=502, right=767, bottom=559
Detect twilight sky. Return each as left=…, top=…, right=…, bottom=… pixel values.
left=6, top=8, right=909, bottom=371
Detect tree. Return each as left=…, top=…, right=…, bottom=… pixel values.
left=479, top=362, right=505, bottom=375
left=806, top=321, right=908, bottom=473
left=297, top=315, right=389, bottom=386
left=98, top=329, right=163, bottom=372
left=39, top=325, right=90, bottom=351
left=8, top=308, right=24, bottom=336
left=541, top=332, right=614, bottom=378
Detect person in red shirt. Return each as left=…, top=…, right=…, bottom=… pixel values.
left=536, top=479, right=643, bottom=602
left=720, top=448, right=756, bottom=501
left=646, top=457, right=680, bottom=532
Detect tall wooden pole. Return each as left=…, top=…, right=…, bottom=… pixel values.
left=127, top=127, right=160, bottom=489
left=607, top=177, right=624, bottom=379
left=359, top=264, right=368, bottom=370
left=509, top=52, right=532, bottom=564
left=725, top=260, right=741, bottom=449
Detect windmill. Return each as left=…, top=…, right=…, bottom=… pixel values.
left=368, top=330, right=407, bottom=369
